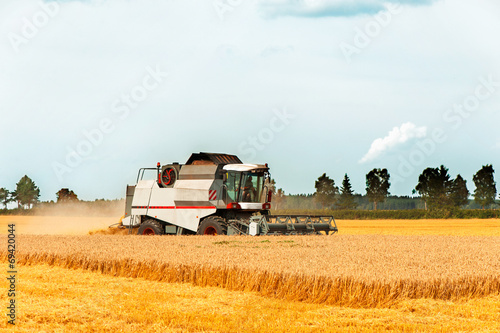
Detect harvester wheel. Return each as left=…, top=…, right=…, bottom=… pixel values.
left=137, top=220, right=164, bottom=235
left=197, top=216, right=227, bottom=235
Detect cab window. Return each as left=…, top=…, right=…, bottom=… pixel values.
left=239, top=172, right=264, bottom=203
left=224, top=171, right=241, bottom=202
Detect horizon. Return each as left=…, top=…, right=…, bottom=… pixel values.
left=2, top=162, right=496, bottom=204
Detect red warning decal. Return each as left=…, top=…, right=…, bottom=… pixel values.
left=209, top=190, right=217, bottom=201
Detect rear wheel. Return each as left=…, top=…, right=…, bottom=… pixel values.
left=197, top=216, right=227, bottom=235
left=137, top=219, right=164, bottom=235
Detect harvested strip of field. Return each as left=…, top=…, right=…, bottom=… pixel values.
left=3, top=235, right=499, bottom=307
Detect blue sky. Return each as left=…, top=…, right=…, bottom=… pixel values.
left=1, top=0, right=499, bottom=202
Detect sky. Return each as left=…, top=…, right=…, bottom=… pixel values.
left=1, top=0, right=499, bottom=202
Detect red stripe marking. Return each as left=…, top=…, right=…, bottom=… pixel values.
left=175, top=206, right=216, bottom=209
left=133, top=206, right=215, bottom=210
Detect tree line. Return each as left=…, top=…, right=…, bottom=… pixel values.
left=0, top=175, right=81, bottom=211
left=273, top=165, right=498, bottom=211
left=2, top=165, right=498, bottom=212
left=0, top=175, right=40, bottom=209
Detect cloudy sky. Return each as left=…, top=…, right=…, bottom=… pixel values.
left=1, top=0, right=499, bottom=202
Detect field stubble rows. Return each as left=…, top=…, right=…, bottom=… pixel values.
left=2, top=264, right=500, bottom=332
left=3, top=234, right=500, bottom=307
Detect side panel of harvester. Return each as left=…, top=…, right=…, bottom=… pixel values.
left=130, top=164, right=219, bottom=232
left=130, top=180, right=156, bottom=217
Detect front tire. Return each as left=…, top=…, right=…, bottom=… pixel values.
left=137, top=219, right=164, bottom=235
left=197, top=216, right=227, bottom=235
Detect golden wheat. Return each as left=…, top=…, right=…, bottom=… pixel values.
left=3, top=235, right=499, bottom=307
left=2, top=216, right=499, bottom=236
left=2, top=264, right=500, bottom=332
left=336, top=218, right=500, bottom=236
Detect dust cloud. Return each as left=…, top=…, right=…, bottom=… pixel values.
left=0, top=216, right=120, bottom=235
left=0, top=201, right=124, bottom=235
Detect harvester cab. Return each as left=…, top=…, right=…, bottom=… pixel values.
left=222, top=164, right=272, bottom=211
left=121, top=152, right=338, bottom=236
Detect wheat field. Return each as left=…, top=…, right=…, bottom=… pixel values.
left=2, top=216, right=499, bottom=236
left=1, top=264, right=499, bottom=332
left=337, top=218, right=500, bottom=236
left=1, top=216, right=499, bottom=331
left=4, top=234, right=500, bottom=307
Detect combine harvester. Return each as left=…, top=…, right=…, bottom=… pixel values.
left=121, top=152, right=338, bottom=236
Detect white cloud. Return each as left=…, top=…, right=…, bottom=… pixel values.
left=359, top=122, right=427, bottom=163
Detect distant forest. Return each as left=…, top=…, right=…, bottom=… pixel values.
left=274, top=193, right=498, bottom=211
left=1, top=164, right=498, bottom=217
left=271, top=164, right=499, bottom=212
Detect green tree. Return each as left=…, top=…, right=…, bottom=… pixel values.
left=365, top=168, right=390, bottom=210
left=56, top=188, right=79, bottom=203
left=415, top=165, right=453, bottom=210
left=473, top=165, right=496, bottom=209
left=450, top=174, right=469, bottom=207
left=337, top=174, right=357, bottom=210
left=314, top=173, right=338, bottom=209
left=0, top=188, right=14, bottom=209
left=15, top=175, right=40, bottom=209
